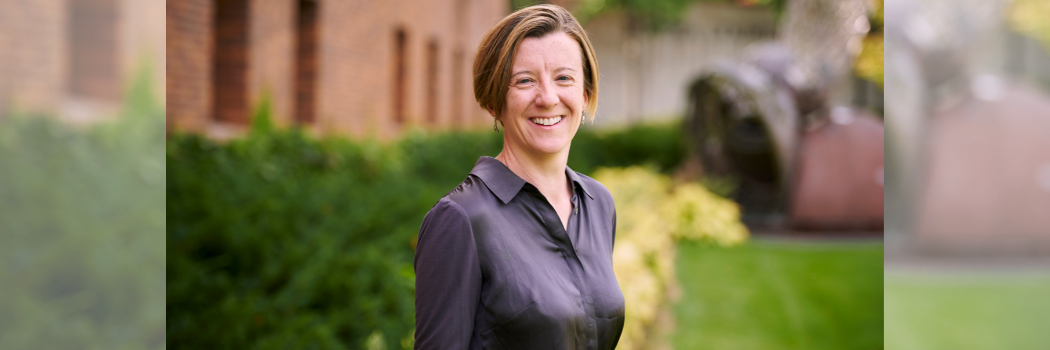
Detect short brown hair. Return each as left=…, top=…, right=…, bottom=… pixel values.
left=472, top=4, right=599, bottom=122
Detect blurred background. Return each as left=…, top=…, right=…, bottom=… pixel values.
left=7, top=0, right=992, bottom=348
left=0, top=0, right=166, bottom=349
left=884, top=0, right=1050, bottom=349
left=163, top=0, right=886, bottom=349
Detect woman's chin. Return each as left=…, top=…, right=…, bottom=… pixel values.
left=504, top=129, right=574, bottom=156
left=523, top=141, right=569, bottom=156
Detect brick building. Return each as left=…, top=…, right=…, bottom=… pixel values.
left=0, top=0, right=165, bottom=122
left=167, top=0, right=508, bottom=138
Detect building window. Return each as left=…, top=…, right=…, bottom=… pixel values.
left=452, top=48, right=464, bottom=127
left=213, top=0, right=250, bottom=124
left=296, top=0, right=319, bottom=124
left=393, top=28, right=407, bottom=125
left=68, top=0, right=119, bottom=100
left=426, top=39, right=439, bottom=126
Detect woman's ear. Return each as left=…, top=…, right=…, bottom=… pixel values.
left=583, top=93, right=589, bottom=119
left=487, top=108, right=496, bottom=118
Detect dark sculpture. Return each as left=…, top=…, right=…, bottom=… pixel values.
left=685, top=43, right=884, bottom=231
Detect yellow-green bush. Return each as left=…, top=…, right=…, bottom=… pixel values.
left=1009, top=0, right=1050, bottom=51
left=665, top=182, right=749, bottom=246
left=594, top=166, right=748, bottom=350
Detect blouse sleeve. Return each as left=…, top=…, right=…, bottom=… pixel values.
left=414, top=198, right=482, bottom=349
left=610, top=208, right=617, bottom=253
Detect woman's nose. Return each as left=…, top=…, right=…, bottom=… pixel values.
left=534, top=82, right=559, bottom=108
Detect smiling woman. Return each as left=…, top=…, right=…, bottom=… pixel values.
left=502, top=32, right=587, bottom=159
left=413, top=4, right=623, bottom=350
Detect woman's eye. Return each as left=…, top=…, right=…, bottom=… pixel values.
left=557, top=75, right=571, bottom=81
left=515, top=78, right=533, bottom=85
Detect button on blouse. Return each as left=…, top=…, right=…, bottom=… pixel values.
left=415, top=156, right=625, bottom=349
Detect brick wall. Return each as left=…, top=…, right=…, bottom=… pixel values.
left=312, top=0, right=506, bottom=137
left=120, top=0, right=166, bottom=104
left=1, top=0, right=66, bottom=116
left=0, top=0, right=164, bottom=122
left=166, top=0, right=507, bottom=138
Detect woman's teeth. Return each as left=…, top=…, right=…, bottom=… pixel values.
left=530, top=116, right=562, bottom=126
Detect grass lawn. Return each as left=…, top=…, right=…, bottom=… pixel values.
left=884, top=269, right=1050, bottom=350
left=670, top=239, right=884, bottom=350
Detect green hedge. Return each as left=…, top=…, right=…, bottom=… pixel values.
left=166, top=115, right=684, bottom=349
left=0, top=74, right=166, bottom=349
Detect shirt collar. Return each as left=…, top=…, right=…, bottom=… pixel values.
left=565, top=164, right=596, bottom=201
left=470, top=156, right=594, bottom=204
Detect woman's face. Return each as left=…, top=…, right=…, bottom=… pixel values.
left=499, top=32, right=586, bottom=158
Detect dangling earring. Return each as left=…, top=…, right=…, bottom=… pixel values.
left=581, top=111, right=587, bottom=126
left=493, top=118, right=500, bottom=133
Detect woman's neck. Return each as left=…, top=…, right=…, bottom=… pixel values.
left=495, top=144, right=570, bottom=201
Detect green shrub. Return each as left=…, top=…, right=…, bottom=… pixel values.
left=166, top=114, right=685, bottom=349
left=0, top=72, right=166, bottom=349
left=569, top=122, right=686, bottom=175
left=168, top=130, right=421, bottom=349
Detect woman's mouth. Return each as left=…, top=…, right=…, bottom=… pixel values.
left=530, top=116, right=563, bottom=126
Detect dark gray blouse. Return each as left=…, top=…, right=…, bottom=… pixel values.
left=414, top=156, right=625, bottom=349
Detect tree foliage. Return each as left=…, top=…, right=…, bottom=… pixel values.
left=574, top=0, right=699, bottom=30
left=508, top=0, right=786, bottom=31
